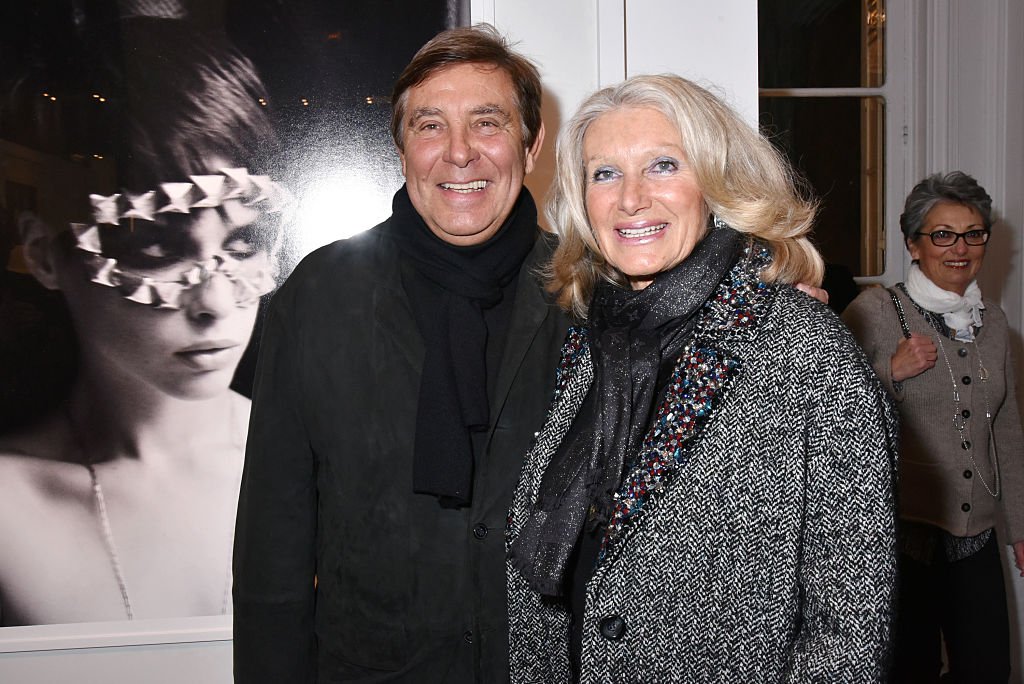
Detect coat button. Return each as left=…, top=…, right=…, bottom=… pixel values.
left=964, top=469, right=973, bottom=479
left=599, top=615, right=626, bottom=641
left=472, top=523, right=488, bottom=540
left=962, top=503, right=971, bottom=512
left=958, top=347, right=968, bottom=357
left=962, top=409, right=971, bottom=419
left=962, top=376, right=972, bottom=385
left=463, top=630, right=473, bottom=644
left=962, top=440, right=972, bottom=450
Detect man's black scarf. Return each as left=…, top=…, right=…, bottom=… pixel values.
left=509, top=222, right=742, bottom=595
left=382, top=185, right=538, bottom=506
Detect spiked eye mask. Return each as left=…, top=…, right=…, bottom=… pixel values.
left=70, top=168, right=289, bottom=309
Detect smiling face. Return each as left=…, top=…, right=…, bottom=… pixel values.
left=56, top=203, right=268, bottom=400
left=583, top=106, right=707, bottom=290
left=908, top=201, right=987, bottom=296
left=398, top=62, right=544, bottom=246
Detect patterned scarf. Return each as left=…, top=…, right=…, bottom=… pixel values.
left=509, top=221, right=742, bottom=595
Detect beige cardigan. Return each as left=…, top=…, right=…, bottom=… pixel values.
left=843, top=286, right=1024, bottom=543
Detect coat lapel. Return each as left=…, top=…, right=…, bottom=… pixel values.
left=599, top=242, right=774, bottom=560
left=487, top=235, right=553, bottom=436
left=371, top=237, right=425, bottom=376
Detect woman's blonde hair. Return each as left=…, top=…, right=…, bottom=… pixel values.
left=545, top=74, right=823, bottom=318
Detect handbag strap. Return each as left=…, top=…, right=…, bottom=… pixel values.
left=887, top=286, right=912, bottom=340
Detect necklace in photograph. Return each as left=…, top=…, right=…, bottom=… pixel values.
left=64, top=404, right=241, bottom=619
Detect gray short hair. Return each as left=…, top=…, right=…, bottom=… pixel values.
left=900, top=171, right=993, bottom=243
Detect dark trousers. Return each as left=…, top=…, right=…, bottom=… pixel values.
left=890, top=532, right=1010, bottom=683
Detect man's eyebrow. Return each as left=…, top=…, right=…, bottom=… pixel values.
left=407, top=104, right=512, bottom=125
left=470, top=104, right=511, bottom=121
left=408, top=107, right=442, bottom=125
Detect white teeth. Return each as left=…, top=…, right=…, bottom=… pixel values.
left=617, top=223, right=666, bottom=238
left=441, top=180, right=487, bottom=193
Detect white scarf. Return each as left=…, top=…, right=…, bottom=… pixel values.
left=905, top=263, right=984, bottom=342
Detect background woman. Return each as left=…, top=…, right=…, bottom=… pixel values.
left=506, top=74, right=898, bottom=682
left=0, top=20, right=285, bottom=625
left=843, top=171, right=1024, bottom=683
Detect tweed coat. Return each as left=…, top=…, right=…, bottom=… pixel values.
left=842, top=286, right=1024, bottom=543
left=506, top=245, right=900, bottom=683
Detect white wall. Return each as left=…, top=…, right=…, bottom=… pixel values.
left=623, top=0, right=758, bottom=124
left=916, top=0, right=1024, bottom=328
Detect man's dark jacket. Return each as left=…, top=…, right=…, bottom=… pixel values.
left=233, top=214, right=569, bottom=683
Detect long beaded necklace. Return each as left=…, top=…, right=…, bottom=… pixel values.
left=64, top=403, right=241, bottom=619
left=930, top=328, right=1000, bottom=498
left=84, top=459, right=133, bottom=619
left=890, top=288, right=1000, bottom=498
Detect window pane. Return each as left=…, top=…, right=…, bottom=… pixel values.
left=759, top=0, right=885, bottom=88
left=760, top=96, right=885, bottom=278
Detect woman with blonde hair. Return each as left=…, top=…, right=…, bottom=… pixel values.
left=506, top=74, right=898, bottom=682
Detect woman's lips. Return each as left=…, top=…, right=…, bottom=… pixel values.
left=615, top=223, right=667, bottom=240
left=175, top=342, right=239, bottom=371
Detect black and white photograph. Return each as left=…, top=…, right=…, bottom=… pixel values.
left=0, top=0, right=458, bottom=629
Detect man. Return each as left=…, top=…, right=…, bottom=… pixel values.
left=233, top=25, right=568, bottom=683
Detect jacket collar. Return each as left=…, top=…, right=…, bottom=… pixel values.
left=598, top=241, right=774, bottom=560
left=487, top=232, right=556, bottom=436
left=692, top=240, right=773, bottom=345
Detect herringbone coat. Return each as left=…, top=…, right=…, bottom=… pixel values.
left=506, top=247, right=899, bottom=683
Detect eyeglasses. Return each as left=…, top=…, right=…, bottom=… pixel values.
left=914, top=228, right=990, bottom=247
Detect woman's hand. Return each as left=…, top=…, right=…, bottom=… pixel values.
left=1013, top=541, right=1024, bottom=577
left=795, top=283, right=829, bottom=305
left=890, top=333, right=937, bottom=382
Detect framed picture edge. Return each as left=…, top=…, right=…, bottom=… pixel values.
left=0, top=615, right=231, bottom=653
